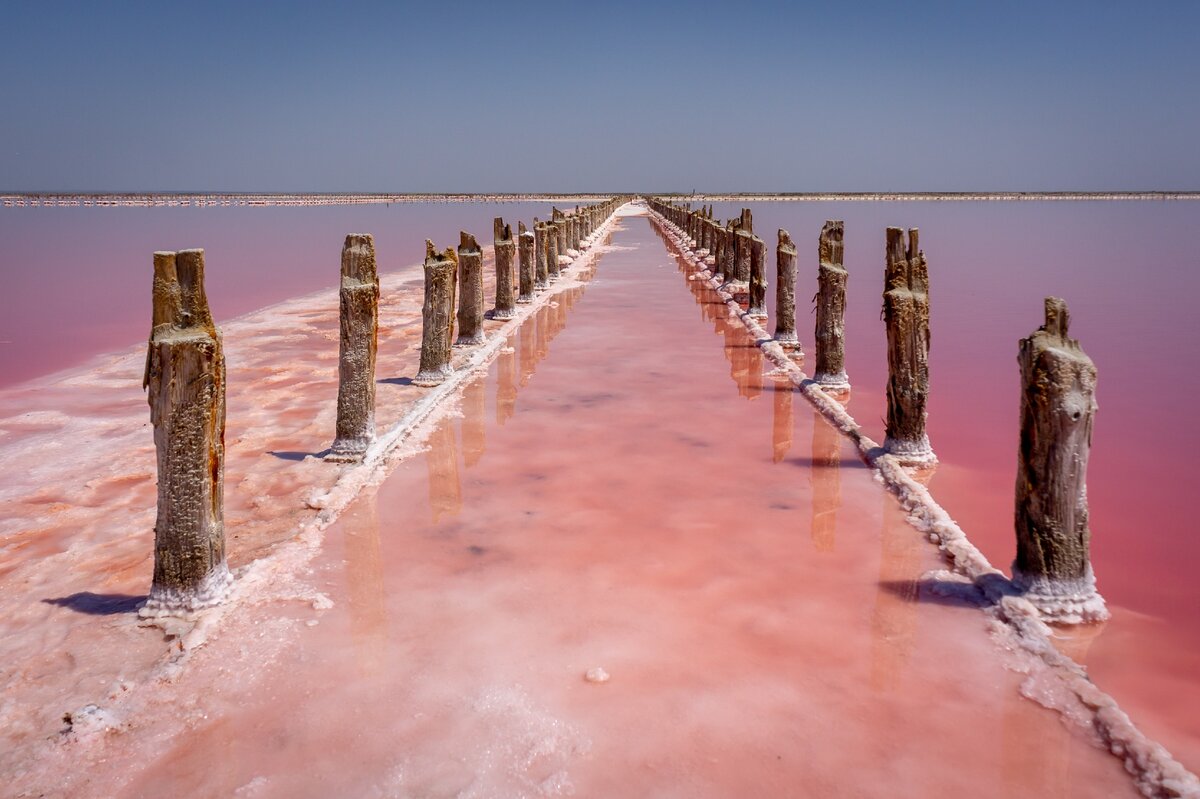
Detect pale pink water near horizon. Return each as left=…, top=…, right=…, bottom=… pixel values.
left=0, top=199, right=1198, bottom=791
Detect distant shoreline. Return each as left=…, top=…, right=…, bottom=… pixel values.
left=2, top=191, right=1198, bottom=208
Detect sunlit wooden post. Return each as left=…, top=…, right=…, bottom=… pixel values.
left=534, top=220, right=550, bottom=290
left=882, top=227, right=935, bottom=465
left=141, top=248, right=232, bottom=616
left=517, top=222, right=535, bottom=303
left=546, top=221, right=561, bottom=281
left=328, top=234, right=380, bottom=462
left=1013, top=297, right=1107, bottom=622
left=454, top=231, right=485, bottom=346
left=493, top=217, right=517, bottom=319
left=413, top=241, right=457, bottom=386
left=748, top=233, right=768, bottom=319
left=813, top=220, right=849, bottom=390
left=773, top=229, right=801, bottom=352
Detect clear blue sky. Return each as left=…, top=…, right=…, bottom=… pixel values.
left=1, top=0, right=1197, bottom=192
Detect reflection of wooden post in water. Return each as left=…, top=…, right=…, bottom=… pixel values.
left=771, top=383, right=793, bottom=463
left=534, top=221, right=549, bottom=290
left=517, top=222, right=535, bottom=303
left=533, top=304, right=552, bottom=365
left=461, top=376, right=486, bottom=469
left=869, top=473, right=928, bottom=691
left=883, top=227, right=935, bottom=465
left=343, top=490, right=387, bottom=676
left=425, top=422, right=463, bottom=523
left=1013, top=297, right=1107, bottom=622
left=413, top=241, right=457, bottom=387
left=748, top=234, right=768, bottom=319
left=519, top=311, right=537, bottom=387
left=773, top=229, right=800, bottom=352
left=141, top=248, right=233, bottom=616
left=492, top=218, right=516, bottom=319
left=454, top=231, right=485, bottom=347
left=814, top=220, right=849, bottom=390
left=328, top=234, right=379, bottom=463
left=497, top=334, right=517, bottom=424
left=810, top=411, right=842, bottom=553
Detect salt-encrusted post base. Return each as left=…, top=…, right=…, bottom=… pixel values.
left=414, top=241, right=457, bottom=387
left=140, top=562, right=234, bottom=618
left=328, top=233, right=380, bottom=463
left=881, top=433, right=938, bottom=467
left=1011, top=567, right=1108, bottom=624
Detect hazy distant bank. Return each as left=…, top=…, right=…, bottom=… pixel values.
left=3, top=190, right=1199, bottom=207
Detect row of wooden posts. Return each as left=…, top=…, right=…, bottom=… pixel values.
left=139, top=198, right=622, bottom=616
left=647, top=197, right=1105, bottom=623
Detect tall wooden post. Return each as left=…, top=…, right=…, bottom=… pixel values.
left=493, top=217, right=517, bottom=319
left=534, top=221, right=549, bottom=290
left=517, top=222, right=535, bottom=303
left=773, top=229, right=801, bottom=352
left=748, top=233, right=768, bottom=319
left=716, top=225, right=733, bottom=281
left=546, top=221, right=561, bottom=281
left=328, top=234, right=380, bottom=462
left=882, top=227, right=934, bottom=465
left=414, top=241, right=457, bottom=386
left=454, top=231, right=485, bottom=346
left=1013, top=297, right=1106, bottom=622
left=141, top=248, right=232, bottom=616
left=813, top=220, right=849, bottom=390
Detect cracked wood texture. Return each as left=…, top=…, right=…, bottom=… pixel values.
left=329, top=234, right=379, bottom=462
left=142, top=248, right=232, bottom=615
left=814, top=221, right=848, bottom=388
left=748, top=234, right=768, bottom=318
left=773, top=229, right=800, bottom=350
left=454, top=231, right=485, bottom=346
left=493, top=218, right=517, bottom=319
left=883, top=227, right=934, bottom=464
left=414, top=241, right=457, bottom=386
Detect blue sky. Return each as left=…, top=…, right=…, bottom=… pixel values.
left=1, top=0, right=1197, bottom=191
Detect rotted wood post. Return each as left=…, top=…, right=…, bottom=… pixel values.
left=813, top=220, right=849, bottom=390
left=729, top=227, right=752, bottom=303
left=773, top=229, right=801, bottom=353
left=517, top=222, right=535, bottom=303
left=328, top=234, right=380, bottom=462
left=414, top=241, right=457, bottom=386
left=454, top=231, right=485, bottom=347
left=534, top=221, right=549, bottom=290
left=546, top=221, right=561, bottom=281
left=493, top=217, right=517, bottom=319
left=748, top=234, right=768, bottom=318
left=716, top=225, right=732, bottom=281
left=882, top=227, right=935, bottom=465
left=1013, top=297, right=1107, bottom=623
left=141, top=248, right=232, bottom=617
left=552, top=209, right=567, bottom=253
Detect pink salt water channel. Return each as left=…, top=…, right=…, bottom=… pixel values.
left=0, top=201, right=1197, bottom=798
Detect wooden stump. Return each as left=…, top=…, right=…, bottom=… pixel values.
left=328, top=234, right=380, bottom=462
left=748, top=234, right=768, bottom=319
left=730, top=227, right=752, bottom=303
left=493, top=217, right=517, bottom=319
left=716, top=226, right=733, bottom=281
left=546, top=221, right=561, bottom=281
left=517, top=222, right=535, bottom=303
left=773, top=229, right=801, bottom=353
left=534, top=221, right=550, bottom=290
left=882, top=227, right=935, bottom=465
left=414, top=241, right=457, bottom=386
left=1013, top=297, right=1107, bottom=623
left=141, top=248, right=233, bottom=617
left=813, top=220, right=849, bottom=390
left=454, top=231, right=485, bottom=347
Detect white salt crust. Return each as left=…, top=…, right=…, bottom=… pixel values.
left=647, top=208, right=1199, bottom=799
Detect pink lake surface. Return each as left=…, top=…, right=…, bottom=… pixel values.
left=0, top=201, right=1196, bottom=794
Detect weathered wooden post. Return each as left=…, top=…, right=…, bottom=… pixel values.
left=454, top=231, right=485, bottom=347
left=141, top=248, right=232, bottom=616
left=773, top=229, right=801, bottom=352
left=813, top=220, right=849, bottom=390
left=413, top=241, right=457, bottom=386
left=517, top=222, right=535, bottom=303
left=882, top=227, right=935, bottom=465
left=534, top=221, right=550, bottom=290
left=1013, top=297, right=1107, bottom=622
left=552, top=209, right=567, bottom=254
left=546, top=221, right=561, bottom=281
left=493, top=217, right=517, bottom=319
left=730, top=227, right=752, bottom=302
left=328, top=234, right=380, bottom=462
left=716, top=225, right=733, bottom=281
left=748, top=233, right=768, bottom=319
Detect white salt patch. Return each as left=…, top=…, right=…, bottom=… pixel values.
left=584, top=667, right=610, bottom=683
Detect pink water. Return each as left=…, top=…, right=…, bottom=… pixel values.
left=0, top=201, right=1195, bottom=794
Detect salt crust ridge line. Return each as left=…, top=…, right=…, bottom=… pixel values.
left=38, top=212, right=625, bottom=755
left=646, top=207, right=1200, bottom=799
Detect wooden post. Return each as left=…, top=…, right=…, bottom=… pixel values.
left=882, top=227, right=935, bottom=465
left=141, top=248, right=232, bottom=616
left=534, top=220, right=549, bottom=290
left=328, top=234, right=380, bottom=462
left=773, top=229, right=801, bottom=352
left=413, top=241, right=457, bottom=386
left=454, top=231, right=485, bottom=346
left=748, top=234, right=768, bottom=319
left=813, top=220, right=849, bottom=390
left=493, top=217, right=517, bottom=319
left=716, top=225, right=733, bottom=281
left=546, top=221, right=561, bottom=281
left=729, top=227, right=752, bottom=303
left=517, top=222, right=535, bottom=303
left=1013, top=297, right=1107, bottom=622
